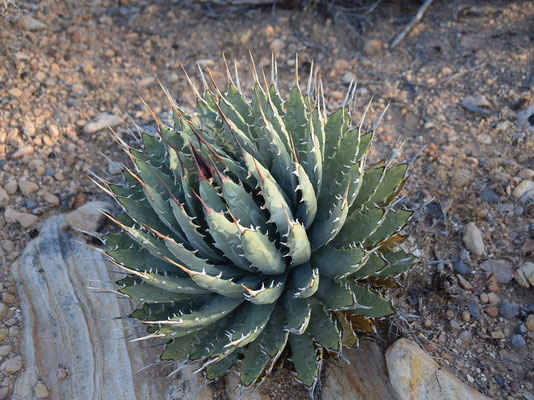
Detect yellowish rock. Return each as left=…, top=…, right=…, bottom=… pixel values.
left=386, top=338, right=491, bottom=400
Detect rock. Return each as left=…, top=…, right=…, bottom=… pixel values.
left=34, top=383, right=49, bottom=399
left=511, top=335, right=526, bottom=348
left=22, top=119, right=36, bottom=137
left=515, top=323, right=527, bottom=335
left=457, top=274, right=474, bottom=291
left=485, top=306, right=499, bottom=318
left=0, top=188, right=8, bottom=208
left=462, top=222, right=485, bottom=257
left=491, top=330, right=505, bottom=339
left=514, top=262, right=534, bottom=287
left=461, top=311, right=471, bottom=322
left=453, top=261, right=470, bottom=275
left=386, top=338, right=491, bottom=400
left=486, top=273, right=499, bottom=293
left=1, top=356, right=22, bottom=374
left=450, top=319, right=461, bottom=329
left=83, top=113, right=122, bottom=134
left=12, top=145, right=34, bottom=159
left=321, top=339, right=398, bottom=399
left=479, top=188, right=499, bottom=203
left=468, top=301, right=480, bottom=318
left=513, top=180, right=534, bottom=203
left=0, top=345, right=12, bottom=356
left=57, top=367, right=67, bottom=380
left=522, top=239, right=534, bottom=260
left=480, top=259, right=514, bottom=283
left=2, top=293, right=15, bottom=305
left=65, top=201, right=111, bottom=233
left=269, top=39, right=284, bottom=55
left=0, top=303, right=7, bottom=320
left=480, top=293, right=489, bottom=303
left=459, top=330, right=472, bottom=344
left=19, top=180, right=39, bottom=196
left=526, top=315, right=534, bottom=332
left=4, top=181, right=18, bottom=195
left=498, top=303, right=519, bottom=319
left=461, top=95, right=491, bottom=114
left=12, top=215, right=214, bottom=399
left=43, top=193, right=60, bottom=207
left=459, top=249, right=470, bottom=261
left=519, top=169, right=534, bottom=180
left=517, top=104, right=534, bottom=132
left=342, top=72, right=355, bottom=84
left=334, top=59, right=349, bottom=71
left=17, top=15, right=47, bottom=31
left=0, top=328, right=8, bottom=342
left=0, top=386, right=9, bottom=399
left=4, top=208, right=38, bottom=228
left=107, top=161, right=122, bottom=176
left=487, top=292, right=501, bottom=305
left=363, top=39, right=382, bottom=56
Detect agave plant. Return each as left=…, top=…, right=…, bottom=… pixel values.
left=96, top=58, right=415, bottom=395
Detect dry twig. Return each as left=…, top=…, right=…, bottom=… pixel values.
left=391, top=0, right=434, bottom=48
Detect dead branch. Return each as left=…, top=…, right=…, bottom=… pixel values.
left=391, top=0, right=434, bottom=48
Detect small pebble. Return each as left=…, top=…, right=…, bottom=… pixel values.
left=491, top=330, right=504, bottom=339
left=526, top=314, right=534, bottom=331
left=514, top=323, right=527, bottom=335
left=480, top=293, right=489, bottom=303
left=423, top=319, right=432, bottom=328
left=480, top=188, right=499, bottom=203
left=451, top=320, right=461, bottom=329
left=0, top=355, right=22, bottom=374
left=485, top=306, right=499, bottom=318
left=511, top=334, right=526, bottom=348
left=461, top=311, right=471, bottom=322
left=446, top=310, right=454, bottom=319
left=499, top=303, right=519, bottom=319
left=453, top=261, right=470, bottom=275
left=487, top=292, right=501, bottom=305
left=468, top=301, right=480, bottom=319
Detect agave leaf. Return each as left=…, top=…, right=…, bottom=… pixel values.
left=287, top=263, right=319, bottom=298
left=169, top=198, right=224, bottom=262
left=119, top=266, right=209, bottom=295
left=283, top=292, right=311, bottom=334
left=240, top=339, right=269, bottom=387
left=284, top=87, right=309, bottom=160
left=366, top=209, right=413, bottom=245
left=308, top=298, right=341, bottom=351
left=243, top=275, right=286, bottom=305
left=315, top=277, right=356, bottom=311
left=147, top=294, right=243, bottom=328
left=159, top=125, right=185, bottom=153
left=206, top=350, right=241, bottom=380
left=308, top=179, right=350, bottom=251
left=225, top=302, right=275, bottom=348
left=288, top=332, right=322, bottom=389
left=350, top=253, right=386, bottom=280
left=259, top=304, right=289, bottom=361
left=161, top=327, right=212, bottom=360
left=349, top=282, right=393, bottom=317
left=118, top=277, right=201, bottom=303
left=283, top=218, right=312, bottom=267
left=368, top=163, right=408, bottom=206
left=240, top=227, right=285, bottom=274
left=377, top=250, right=414, bottom=277
left=311, top=245, right=365, bottom=278
left=218, top=173, right=268, bottom=231
left=205, top=209, right=253, bottom=271
left=295, top=163, right=318, bottom=229
left=331, top=208, right=384, bottom=248
left=227, top=84, right=255, bottom=126
left=243, top=151, right=293, bottom=236
left=323, top=109, right=344, bottom=162
left=107, top=246, right=179, bottom=275
left=268, top=85, right=285, bottom=116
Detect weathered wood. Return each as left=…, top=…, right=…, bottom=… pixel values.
left=12, top=215, right=213, bottom=399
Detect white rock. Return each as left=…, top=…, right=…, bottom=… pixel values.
left=83, top=113, right=122, bottom=134
left=386, top=338, right=491, bottom=400
left=1, top=356, right=22, bottom=375
left=17, top=15, right=47, bottom=31
left=0, top=188, right=9, bottom=208
left=462, top=222, right=485, bottom=257
left=512, top=180, right=534, bottom=204
left=43, top=193, right=60, bottom=207
left=65, top=201, right=111, bottom=232
left=4, top=208, right=38, bottom=228
left=480, top=259, right=514, bottom=283
left=19, top=180, right=39, bottom=196
left=515, top=262, right=534, bottom=288
left=107, top=161, right=122, bottom=176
